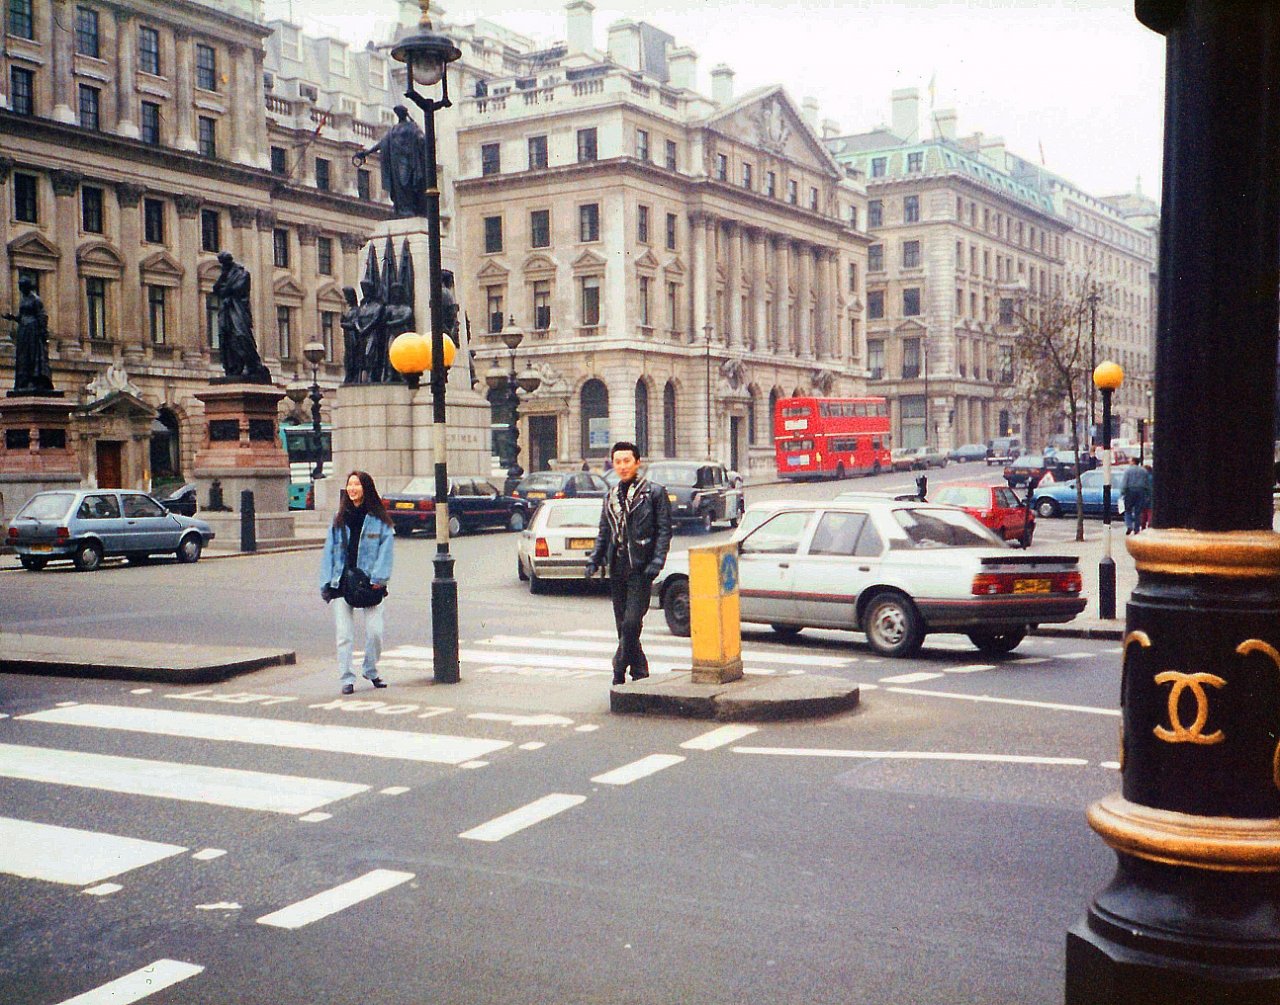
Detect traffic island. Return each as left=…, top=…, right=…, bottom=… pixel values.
left=1, top=634, right=295, bottom=684
left=610, top=671, right=860, bottom=721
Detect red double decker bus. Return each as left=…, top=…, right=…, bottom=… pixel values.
left=774, top=396, right=892, bottom=480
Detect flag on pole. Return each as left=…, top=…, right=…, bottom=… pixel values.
left=1039, top=139, right=1046, bottom=165
left=928, top=72, right=937, bottom=109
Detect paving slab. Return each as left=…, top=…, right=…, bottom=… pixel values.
left=610, top=671, right=860, bottom=722
left=0, top=634, right=295, bottom=684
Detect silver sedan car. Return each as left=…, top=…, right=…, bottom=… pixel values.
left=516, top=497, right=606, bottom=593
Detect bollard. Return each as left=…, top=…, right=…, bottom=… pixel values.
left=240, top=489, right=256, bottom=553
left=687, top=541, right=743, bottom=684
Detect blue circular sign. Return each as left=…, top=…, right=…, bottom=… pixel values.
left=719, top=552, right=739, bottom=594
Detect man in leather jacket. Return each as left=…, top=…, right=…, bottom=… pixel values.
left=586, top=441, right=674, bottom=684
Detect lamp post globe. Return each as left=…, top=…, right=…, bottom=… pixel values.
left=516, top=363, right=542, bottom=395
left=1093, top=360, right=1124, bottom=392
left=302, top=341, right=326, bottom=367
left=484, top=361, right=507, bottom=391
left=284, top=383, right=308, bottom=406
left=390, top=0, right=461, bottom=88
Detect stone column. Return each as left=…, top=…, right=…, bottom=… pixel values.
left=255, top=209, right=277, bottom=362
left=773, top=236, right=789, bottom=354
left=50, top=0, right=75, bottom=123
left=749, top=229, right=768, bottom=352
left=50, top=170, right=82, bottom=350
left=114, top=10, right=139, bottom=138
left=173, top=28, right=197, bottom=152
left=252, top=49, right=270, bottom=169
left=796, top=241, right=813, bottom=358
left=297, top=224, right=320, bottom=346
left=0, top=158, right=12, bottom=304
left=703, top=215, right=717, bottom=342
left=725, top=221, right=742, bottom=347
left=813, top=247, right=829, bottom=359
left=690, top=213, right=708, bottom=346
left=174, top=194, right=203, bottom=356
left=114, top=182, right=145, bottom=349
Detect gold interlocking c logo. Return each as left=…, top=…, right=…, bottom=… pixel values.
left=1153, top=671, right=1226, bottom=745
left=1236, top=640, right=1280, bottom=791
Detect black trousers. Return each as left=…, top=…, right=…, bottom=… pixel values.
left=610, top=567, right=652, bottom=681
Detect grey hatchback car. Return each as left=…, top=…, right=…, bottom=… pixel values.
left=7, top=489, right=216, bottom=571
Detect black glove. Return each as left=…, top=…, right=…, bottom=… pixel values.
left=644, top=562, right=663, bottom=579
left=584, top=563, right=597, bottom=579
left=321, top=585, right=338, bottom=603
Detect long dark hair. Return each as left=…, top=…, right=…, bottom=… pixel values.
left=333, top=470, right=391, bottom=528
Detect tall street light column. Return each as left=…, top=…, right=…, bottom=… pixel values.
left=703, top=322, right=714, bottom=458
left=1087, top=284, right=1100, bottom=445
left=1093, top=361, right=1122, bottom=620
left=303, top=341, right=326, bottom=482
left=485, top=318, right=541, bottom=495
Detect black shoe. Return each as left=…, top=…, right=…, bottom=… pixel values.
left=612, top=675, right=626, bottom=685
left=341, top=683, right=354, bottom=695
left=630, top=670, right=649, bottom=681
left=370, top=678, right=387, bottom=689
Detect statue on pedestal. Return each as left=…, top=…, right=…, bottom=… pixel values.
left=211, top=252, right=271, bottom=384
left=340, top=287, right=363, bottom=385
left=4, top=276, right=56, bottom=396
left=343, top=241, right=418, bottom=385
left=353, top=105, right=428, bottom=219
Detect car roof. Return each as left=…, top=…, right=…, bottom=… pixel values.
left=931, top=481, right=994, bottom=490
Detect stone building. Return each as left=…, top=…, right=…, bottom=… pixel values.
left=452, top=2, right=870, bottom=477
left=0, top=0, right=391, bottom=514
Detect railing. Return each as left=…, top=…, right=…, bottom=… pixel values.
left=265, top=94, right=290, bottom=114
left=571, top=79, right=604, bottom=97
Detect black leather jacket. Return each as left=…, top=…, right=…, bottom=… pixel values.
left=587, top=477, right=673, bottom=576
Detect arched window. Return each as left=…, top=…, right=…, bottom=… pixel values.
left=768, top=388, right=779, bottom=441
left=634, top=379, right=650, bottom=457
left=581, top=378, right=610, bottom=458
left=150, top=407, right=181, bottom=486
left=747, top=391, right=757, bottom=446
left=662, top=380, right=677, bottom=458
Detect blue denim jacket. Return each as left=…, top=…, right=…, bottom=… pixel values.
left=319, top=517, right=395, bottom=589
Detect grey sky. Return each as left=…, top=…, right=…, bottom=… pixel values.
left=266, top=0, right=1166, bottom=203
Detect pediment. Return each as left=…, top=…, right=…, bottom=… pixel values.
left=8, top=230, right=60, bottom=260
left=707, top=87, right=841, bottom=177
left=633, top=249, right=660, bottom=270
left=476, top=259, right=510, bottom=280
left=197, top=258, right=223, bottom=283
left=139, top=250, right=184, bottom=279
left=77, top=389, right=157, bottom=420
left=316, top=282, right=347, bottom=305
left=274, top=275, right=306, bottom=300
left=894, top=319, right=928, bottom=335
left=76, top=242, right=125, bottom=269
left=570, top=249, right=607, bottom=272
left=663, top=255, right=686, bottom=276
left=522, top=253, right=556, bottom=276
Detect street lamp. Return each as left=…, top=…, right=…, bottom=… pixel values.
left=1086, top=284, right=1101, bottom=445
left=1093, top=360, right=1122, bottom=619
left=703, top=322, right=714, bottom=459
left=484, top=317, right=541, bottom=494
left=302, top=341, right=327, bottom=482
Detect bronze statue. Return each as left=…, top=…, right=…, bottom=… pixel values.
left=353, top=105, right=427, bottom=219
left=340, top=287, right=363, bottom=385
left=211, top=252, right=270, bottom=384
left=4, top=276, right=55, bottom=395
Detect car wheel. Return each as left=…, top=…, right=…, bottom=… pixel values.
left=700, top=510, right=713, bottom=533
left=508, top=510, right=527, bottom=532
left=863, top=592, right=923, bottom=657
left=19, top=556, right=47, bottom=571
left=125, top=552, right=151, bottom=566
left=1020, top=525, right=1035, bottom=548
left=835, top=462, right=846, bottom=480
left=73, top=540, right=103, bottom=572
left=517, top=557, right=529, bottom=581
left=529, top=571, right=547, bottom=595
left=968, top=628, right=1028, bottom=656
left=394, top=525, right=413, bottom=538
left=175, top=534, right=202, bottom=564
left=448, top=515, right=463, bottom=537
left=770, top=623, right=803, bottom=639
left=1036, top=498, right=1061, bottom=519
left=663, top=577, right=691, bottom=637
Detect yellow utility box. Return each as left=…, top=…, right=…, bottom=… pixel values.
left=687, top=542, right=744, bottom=684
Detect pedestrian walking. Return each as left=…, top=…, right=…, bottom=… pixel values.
left=320, top=471, right=395, bottom=693
left=585, top=442, right=673, bottom=685
left=1121, top=457, right=1153, bottom=535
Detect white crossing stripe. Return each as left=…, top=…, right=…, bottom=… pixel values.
left=591, top=754, right=685, bottom=786
left=459, top=793, right=586, bottom=842
left=885, top=686, right=1121, bottom=716
left=477, top=635, right=853, bottom=667
left=681, top=725, right=759, bottom=750
left=0, top=817, right=186, bottom=885
left=55, top=959, right=204, bottom=1005
left=878, top=672, right=944, bottom=684
left=731, top=746, right=1089, bottom=766
left=943, top=664, right=996, bottom=674
left=257, top=869, right=415, bottom=930
left=82, top=883, right=122, bottom=896
left=1055, top=652, right=1097, bottom=660
left=1010, top=657, right=1050, bottom=665
left=19, top=704, right=511, bottom=765
left=0, top=743, right=370, bottom=815
left=192, top=848, right=225, bottom=860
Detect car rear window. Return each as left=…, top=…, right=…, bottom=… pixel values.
left=17, top=493, right=75, bottom=521
left=646, top=464, right=697, bottom=487
left=932, top=486, right=989, bottom=509
left=892, top=507, right=1002, bottom=548
left=545, top=502, right=602, bottom=529
left=400, top=478, right=435, bottom=494
left=520, top=473, right=563, bottom=490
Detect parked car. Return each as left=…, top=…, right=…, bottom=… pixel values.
left=1004, top=453, right=1050, bottom=488
left=1043, top=434, right=1074, bottom=455
left=949, top=443, right=988, bottom=463
left=890, top=447, right=918, bottom=472
left=159, top=483, right=199, bottom=517
left=986, top=436, right=1023, bottom=465
left=7, top=489, right=215, bottom=571
left=384, top=477, right=520, bottom=536
left=1044, top=450, right=1098, bottom=481
left=894, top=445, right=947, bottom=470
left=510, top=471, right=609, bottom=523
left=645, top=460, right=744, bottom=532
left=1031, top=468, right=1125, bottom=518
left=931, top=482, right=1035, bottom=547
left=516, top=498, right=606, bottom=592
left=652, top=498, right=1084, bottom=655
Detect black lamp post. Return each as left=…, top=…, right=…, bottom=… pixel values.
left=1087, top=284, right=1101, bottom=445
left=1093, top=360, right=1122, bottom=620
left=484, top=317, right=541, bottom=494
left=388, top=1, right=462, bottom=685
left=703, top=322, right=714, bottom=458
left=302, top=341, right=327, bottom=482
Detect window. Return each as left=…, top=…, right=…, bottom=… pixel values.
left=144, top=198, right=165, bottom=243
left=276, top=305, right=292, bottom=357
left=198, top=116, right=216, bottom=157
left=999, top=298, right=1014, bottom=325
left=141, top=101, right=160, bottom=144
left=81, top=186, right=103, bottom=234
left=78, top=84, right=99, bottom=130
left=206, top=292, right=220, bottom=349
left=637, top=205, right=649, bottom=244
left=317, top=236, right=333, bottom=275
left=741, top=511, right=812, bottom=556
left=955, top=241, right=963, bottom=269
left=868, top=338, right=885, bottom=379
left=528, top=134, right=547, bottom=170
left=196, top=43, right=217, bottom=91
left=848, top=262, right=858, bottom=294
left=867, top=290, right=884, bottom=320
left=357, top=169, right=371, bottom=200
left=11, top=67, right=33, bottom=115
left=662, top=381, right=678, bottom=456
left=902, top=337, right=921, bottom=378
left=634, top=380, right=649, bottom=456
left=904, top=195, right=919, bottom=223
left=637, top=129, right=649, bottom=162
left=787, top=179, right=798, bottom=205
left=8, top=0, right=32, bottom=38
left=715, top=153, right=728, bottom=181
left=665, top=139, right=677, bottom=171
left=85, top=276, right=106, bottom=339
left=314, top=158, right=330, bottom=191
left=1000, top=345, right=1014, bottom=384
left=273, top=227, right=289, bottom=268
left=742, top=163, right=752, bottom=189
left=870, top=156, right=886, bottom=178
left=766, top=171, right=776, bottom=197
left=148, top=285, right=166, bottom=344
left=580, top=275, right=600, bottom=326
left=907, top=151, right=922, bottom=173
left=665, top=213, right=677, bottom=251
left=533, top=281, right=551, bottom=330
left=530, top=209, right=550, bottom=248
left=849, top=205, right=859, bottom=230
left=298, top=83, right=317, bottom=102
left=486, top=289, right=503, bottom=332
left=78, top=493, right=120, bottom=520
left=810, top=511, right=869, bottom=556
left=14, top=172, right=37, bottom=222
left=868, top=200, right=882, bottom=228
left=201, top=209, right=220, bottom=253
left=270, top=146, right=288, bottom=175
left=903, top=288, right=921, bottom=316
left=577, top=127, right=597, bottom=162
left=810, top=187, right=819, bottom=211
left=902, top=240, right=921, bottom=269
left=139, top=25, right=160, bottom=74
left=579, top=203, right=599, bottom=242
left=75, top=6, right=98, bottom=56
left=639, top=276, right=651, bottom=326
left=667, top=280, right=678, bottom=329
left=328, top=40, right=347, bottom=77
left=321, top=311, right=335, bottom=359
left=868, top=245, right=884, bottom=272
left=481, top=142, right=501, bottom=176
left=484, top=215, right=503, bottom=254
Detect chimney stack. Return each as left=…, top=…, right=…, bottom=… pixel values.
left=606, top=19, right=641, bottom=70
left=932, top=107, right=958, bottom=141
left=565, top=0, right=595, bottom=54
left=821, top=118, right=840, bottom=140
left=891, top=88, right=920, bottom=142
left=802, top=96, right=819, bottom=128
left=710, top=64, right=734, bottom=104
left=980, top=135, right=1007, bottom=170
left=668, top=46, right=697, bottom=90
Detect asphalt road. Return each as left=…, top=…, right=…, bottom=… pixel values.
left=0, top=460, right=1125, bottom=1004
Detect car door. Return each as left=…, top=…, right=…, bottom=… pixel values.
left=736, top=510, right=814, bottom=625
left=992, top=487, right=1017, bottom=538
left=472, top=480, right=507, bottom=528
left=75, top=493, right=124, bottom=553
left=121, top=493, right=181, bottom=551
left=793, top=510, right=877, bottom=627
left=1078, top=470, right=1104, bottom=514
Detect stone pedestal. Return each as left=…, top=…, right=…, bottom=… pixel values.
left=0, top=394, right=82, bottom=523
left=191, top=384, right=295, bottom=548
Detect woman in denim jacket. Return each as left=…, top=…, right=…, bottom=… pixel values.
left=319, top=471, right=395, bottom=693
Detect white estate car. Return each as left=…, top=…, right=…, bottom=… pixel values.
left=516, top=497, right=605, bottom=592
left=652, top=498, right=1085, bottom=657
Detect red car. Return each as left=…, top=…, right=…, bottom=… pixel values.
left=931, top=482, right=1035, bottom=547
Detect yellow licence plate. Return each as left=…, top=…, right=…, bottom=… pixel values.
left=527, top=492, right=546, bottom=499
left=394, top=502, right=414, bottom=509
left=569, top=538, right=596, bottom=550
left=1013, top=578, right=1051, bottom=594
left=29, top=544, right=52, bottom=553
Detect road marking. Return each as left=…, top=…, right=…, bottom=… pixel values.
left=0, top=713, right=8, bottom=719
left=1101, top=761, right=1121, bottom=770
left=731, top=747, right=1089, bottom=766
left=1102, top=647, right=1124, bottom=654
left=477, top=635, right=854, bottom=667
left=257, top=869, right=415, bottom=930
left=878, top=672, right=944, bottom=684
left=885, top=686, right=1121, bottom=716
left=82, top=883, right=122, bottom=896
left=0, top=743, right=370, bottom=814
left=55, top=959, right=204, bottom=1005
left=1009, top=657, right=1050, bottom=665
left=0, top=817, right=186, bottom=885
left=944, top=664, right=996, bottom=674
left=591, top=754, right=686, bottom=786
left=19, top=704, right=511, bottom=765
left=575, top=724, right=599, bottom=732
left=458, top=761, right=488, bottom=769
left=297, top=812, right=331, bottom=823
left=129, top=688, right=152, bottom=694
left=55, top=701, right=78, bottom=707
left=196, top=901, right=241, bottom=910
left=380, top=786, right=410, bottom=795
left=466, top=712, right=574, bottom=727
left=518, top=742, right=546, bottom=751
left=459, top=793, right=586, bottom=842
left=192, top=848, right=225, bottom=860
left=681, top=725, right=759, bottom=751
left=1055, top=652, right=1097, bottom=660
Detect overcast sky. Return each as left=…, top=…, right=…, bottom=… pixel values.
left=265, top=0, right=1167, bottom=203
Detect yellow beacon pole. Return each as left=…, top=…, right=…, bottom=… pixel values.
left=687, top=542, right=743, bottom=684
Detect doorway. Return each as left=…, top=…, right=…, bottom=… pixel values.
left=729, top=416, right=742, bottom=471
left=528, top=415, right=558, bottom=472
left=96, top=441, right=123, bottom=488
